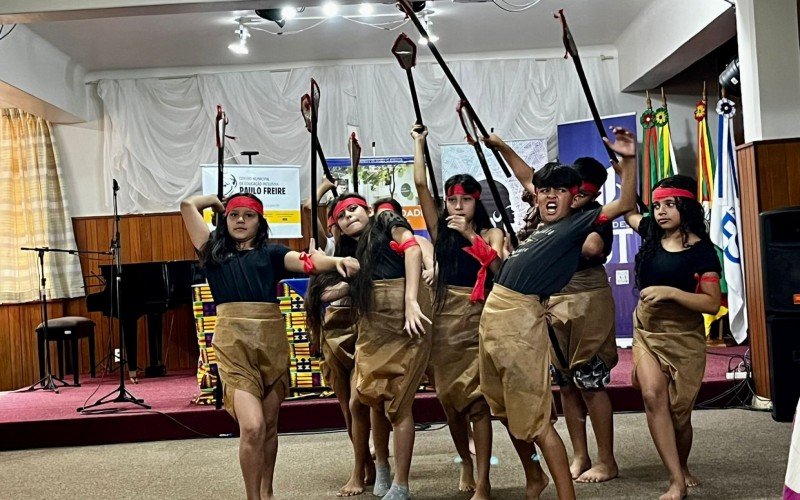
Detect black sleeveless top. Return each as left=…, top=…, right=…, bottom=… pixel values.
left=441, top=234, right=494, bottom=289
left=203, top=244, right=291, bottom=304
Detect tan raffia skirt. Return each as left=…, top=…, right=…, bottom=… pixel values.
left=355, top=278, right=432, bottom=424
left=431, top=286, right=490, bottom=421
left=479, top=284, right=552, bottom=442
left=320, top=304, right=357, bottom=399
left=547, top=266, right=618, bottom=377
left=632, top=300, right=706, bottom=429
left=211, top=302, right=290, bottom=421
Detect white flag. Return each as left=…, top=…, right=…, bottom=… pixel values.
left=710, top=99, right=748, bottom=343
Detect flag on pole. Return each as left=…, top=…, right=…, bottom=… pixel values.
left=710, top=97, right=748, bottom=344
left=694, top=95, right=716, bottom=217
left=654, top=89, right=678, bottom=180
left=639, top=93, right=659, bottom=206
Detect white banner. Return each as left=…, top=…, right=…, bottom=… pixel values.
left=440, top=139, right=548, bottom=232
left=201, top=164, right=301, bottom=239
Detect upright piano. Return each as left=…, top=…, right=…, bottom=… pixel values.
left=86, top=260, right=201, bottom=377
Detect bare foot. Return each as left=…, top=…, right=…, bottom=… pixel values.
left=682, top=467, right=700, bottom=488
left=459, top=461, right=477, bottom=492
left=363, top=461, right=376, bottom=486
left=570, top=457, right=591, bottom=479
left=526, top=474, right=550, bottom=500
left=659, top=480, right=687, bottom=500
left=576, top=461, right=619, bottom=483
left=469, top=482, right=491, bottom=500
left=337, top=473, right=365, bottom=497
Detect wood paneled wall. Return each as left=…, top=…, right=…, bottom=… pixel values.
left=737, top=138, right=800, bottom=398
left=0, top=212, right=311, bottom=391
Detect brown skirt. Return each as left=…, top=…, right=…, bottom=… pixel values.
left=479, top=284, right=552, bottom=442
left=632, top=300, right=706, bottom=429
left=321, top=304, right=357, bottom=399
left=355, top=278, right=432, bottom=424
left=431, top=286, right=490, bottom=421
left=547, top=266, right=618, bottom=376
left=211, top=302, right=290, bottom=421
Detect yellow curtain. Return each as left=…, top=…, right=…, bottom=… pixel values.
left=0, top=109, right=84, bottom=303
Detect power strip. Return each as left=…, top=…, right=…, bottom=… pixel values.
left=725, top=371, right=749, bottom=380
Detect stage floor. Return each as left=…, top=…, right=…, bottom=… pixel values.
left=0, top=346, right=748, bottom=451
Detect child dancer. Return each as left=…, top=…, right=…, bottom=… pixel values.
left=412, top=125, right=504, bottom=500
left=547, top=157, right=619, bottom=483
left=180, top=192, right=359, bottom=500
left=346, top=195, right=433, bottom=500
left=481, top=127, right=637, bottom=499
left=625, top=175, right=721, bottom=500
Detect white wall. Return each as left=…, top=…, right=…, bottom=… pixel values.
left=53, top=120, right=108, bottom=217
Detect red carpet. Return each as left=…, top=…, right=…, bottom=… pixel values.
left=0, top=347, right=748, bottom=451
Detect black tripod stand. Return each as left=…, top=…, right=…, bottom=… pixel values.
left=22, top=246, right=75, bottom=393
left=78, top=179, right=150, bottom=412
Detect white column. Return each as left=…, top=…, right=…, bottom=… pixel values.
left=736, top=0, right=800, bottom=142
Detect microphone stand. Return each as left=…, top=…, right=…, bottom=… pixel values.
left=78, top=179, right=150, bottom=412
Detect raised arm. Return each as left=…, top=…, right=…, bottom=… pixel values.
left=180, top=194, right=223, bottom=250
left=284, top=238, right=360, bottom=278
left=599, top=127, right=637, bottom=222
left=302, top=178, right=338, bottom=239
left=411, top=126, right=440, bottom=242
left=483, top=134, right=536, bottom=198
left=485, top=227, right=505, bottom=274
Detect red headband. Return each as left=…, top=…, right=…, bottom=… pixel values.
left=580, top=182, right=601, bottom=195
left=375, top=202, right=397, bottom=213
left=652, top=187, right=696, bottom=201
left=225, top=196, right=263, bottom=216
left=332, top=197, right=368, bottom=221
left=446, top=184, right=481, bottom=199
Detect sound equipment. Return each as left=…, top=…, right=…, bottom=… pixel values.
left=766, top=315, right=800, bottom=422
left=760, top=206, right=800, bottom=422
left=761, top=207, right=800, bottom=314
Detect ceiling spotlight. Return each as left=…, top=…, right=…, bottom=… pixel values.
left=228, top=21, right=250, bottom=55
left=419, top=15, right=438, bottom=45
left=255, top=8, right=286, bottom=28
left=411, top=1, right=426, bottom=12
left=359, top=3, right=375, bottom=15
left=418, top=35, right=428, bottom=45
left=280, top=6, right=298, bottom=20
left=322, top=1, right=339, bottom=17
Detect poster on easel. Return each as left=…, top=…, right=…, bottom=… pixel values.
left=200, top=164, right=301, bottom=239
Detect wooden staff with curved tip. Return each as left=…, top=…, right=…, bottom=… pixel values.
left=301, top=93, right=338, bottom=196
left=395, top=0, right=512, bottom=179
left=213, top=105, right=230, bottom=226
left=555, top=9, right=647, bottom=212
left=391, top=32, right=441, bottom=207
left=309, top=79, right=322, bottom=244
left=457, top=100, right=519, bottom=249
left=348, top=132, right=362, bottom=194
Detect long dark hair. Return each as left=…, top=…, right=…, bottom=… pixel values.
left=197, top=192, right=270, bottom=267
left=634, top=175, right=709, bottom=289
left=350, top=197, right=406, bottom=319
left=434, top=174, right=494, bottom=310
left=305, top=192, right=364, bottom=341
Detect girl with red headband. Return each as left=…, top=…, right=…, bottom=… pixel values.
left=180, top=192, right=359, bottom=500
left=330, top=190, right=433, bottom=500
left=478, top=128, right=638, bottom=500
left=547, top=157, right=620, bottom=484
left=412, top=125, right=504, bottom=500
left=625, top=175, right=721, bottom=500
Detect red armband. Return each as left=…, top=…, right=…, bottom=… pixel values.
left=298, top=252, right=316, bottom=275
left=693, top=273, right=720, bottom=293
left=594, top=213, right=610, bottom=225
left=462, top=235, right=499, bottom=303
left=389, top=238, right=420, bottom=256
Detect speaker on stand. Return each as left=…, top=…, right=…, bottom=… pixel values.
left=761, top=206, right=800, bottom=422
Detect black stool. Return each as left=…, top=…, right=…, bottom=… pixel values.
left=36, top=317, right=96, bottom=386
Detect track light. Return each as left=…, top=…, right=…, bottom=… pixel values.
left=228, top=22, right=250, bottom=55
left=322, top=1, right=339, bottom=17
left=359, top=3, right=375, bottom=15
left=255, top=8, right=286, bottom=28
left=418, top=14, right=438, bottom=45
left=281, top=6, right=298, bottom=20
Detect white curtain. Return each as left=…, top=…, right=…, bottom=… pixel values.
left=97, top=56, right=622, bottom=213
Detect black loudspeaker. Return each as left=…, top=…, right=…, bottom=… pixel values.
left=766, top=315, right=800, bottom=422
left=760, top=207, right=800, bottom=314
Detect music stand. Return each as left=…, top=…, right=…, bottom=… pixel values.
left=78, top=179, right=151, bottom=412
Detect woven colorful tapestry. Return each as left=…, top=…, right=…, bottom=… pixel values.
left=279, top=280, right=326, bottom=392
left=192, top=284, right=218, bottom=405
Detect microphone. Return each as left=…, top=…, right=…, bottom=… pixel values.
left=113, top=179, right=119, bottom=192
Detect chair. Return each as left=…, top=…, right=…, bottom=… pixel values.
left=36, top=317, right=96, bottom=386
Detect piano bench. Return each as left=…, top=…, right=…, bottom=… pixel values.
left=36, top=317, right=96, bottom=386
